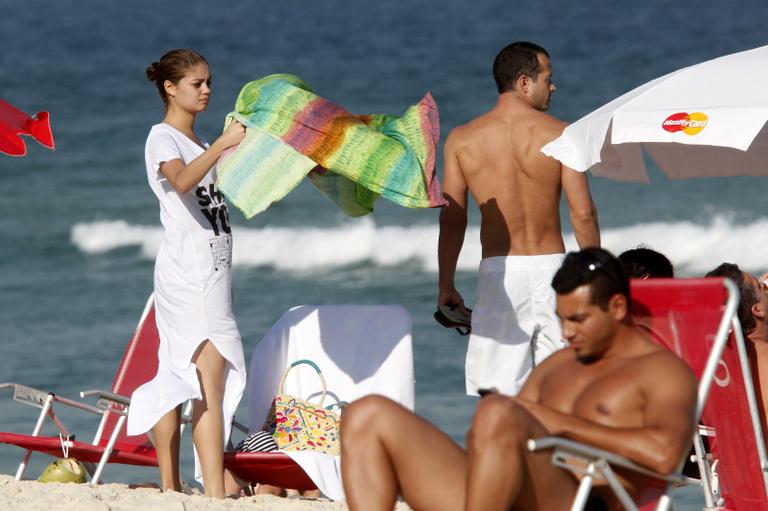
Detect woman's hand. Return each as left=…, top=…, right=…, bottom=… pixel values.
left=214, top=120, right=246, bottom=150
left=162, top=121, right=246, bottom=194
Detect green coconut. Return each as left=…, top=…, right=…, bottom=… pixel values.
left=38, top=458, right=87, bottom=483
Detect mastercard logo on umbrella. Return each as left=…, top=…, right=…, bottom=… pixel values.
left=662, top=112, right=708, bottom=135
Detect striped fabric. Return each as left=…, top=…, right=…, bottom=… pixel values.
left=235, top=430, right=279, bottom=453
left=217, top=74, right=446, bottom=218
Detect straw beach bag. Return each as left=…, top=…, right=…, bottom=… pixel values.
left=265, top=359, right=341, bottom=455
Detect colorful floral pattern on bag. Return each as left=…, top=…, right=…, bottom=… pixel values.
left=271, top=394, right=341, bottom=455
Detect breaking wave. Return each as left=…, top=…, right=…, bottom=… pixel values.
left=71, top=216, right=768, bottom=275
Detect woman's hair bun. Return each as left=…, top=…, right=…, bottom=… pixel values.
left=146, top=62, right=160, bottom=82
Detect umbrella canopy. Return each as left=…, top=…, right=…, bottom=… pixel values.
left=0, top=99, right=54, bottom=157
left=542, top=45, right=768, bottom=181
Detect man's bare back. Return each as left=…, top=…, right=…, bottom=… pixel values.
left=438, top=46, right=598, bottom=312
left=445, top=103, right=570, bottom=258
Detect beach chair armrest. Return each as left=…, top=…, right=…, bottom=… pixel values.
left=78, top=390, right=194, bottom=426
left=527, top=436, right=691, bottom=485
left=79, top=389, right=131, bottom=412
left=1, top=382, right=102, bottom=415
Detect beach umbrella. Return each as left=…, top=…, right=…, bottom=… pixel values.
left=0, top=99, right=54, bottom=157
left=541, top=45, right=768, bottom=181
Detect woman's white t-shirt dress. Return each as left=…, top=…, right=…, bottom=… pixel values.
left=127, top=123, right=246, bottom=481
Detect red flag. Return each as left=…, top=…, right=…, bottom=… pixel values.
left=0, top=99, right=54, bottom=157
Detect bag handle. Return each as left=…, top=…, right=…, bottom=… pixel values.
left=278, top=359, right=328, bottom=406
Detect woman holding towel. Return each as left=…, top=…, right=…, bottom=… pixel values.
left=127, top=48, right=247, bottom=498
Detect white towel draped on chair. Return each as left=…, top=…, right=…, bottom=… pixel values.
left=247, top=305, right=415, bottom=500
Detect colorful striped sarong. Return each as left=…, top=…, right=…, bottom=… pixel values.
left=216, top=74, right=446, bottom=218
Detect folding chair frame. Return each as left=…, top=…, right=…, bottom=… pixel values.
left=1, top=294, right=194, bottom=485
left=1, top=380, right=139, bottom=485
left=1, top=382, right=194, bottom=485
left=0, top=383, right=104, bottom=481
left=526, top=437, right=694, bottom=511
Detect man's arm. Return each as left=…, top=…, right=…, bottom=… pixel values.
left=517, top=355, right=697, bottom=475
left=438, top=130, right=470, bottom=313
left=561, top=165, right=600, bottom=249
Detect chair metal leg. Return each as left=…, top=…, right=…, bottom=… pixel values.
left=601, top=461, right=639, bottom=511
left=89, top=414, right=126, bottom=485
left=570, top=462, right=596, bottom=511
left=179, top=400, right=193, bottom=437
left=693, top=432, right=716, bottom=508
left=655, top=493, right=674, bottom=511
left=92, top=411, right=109, bottom=445
left=14, top=393, right=54, bottom=481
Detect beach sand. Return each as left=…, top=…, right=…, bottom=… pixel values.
left=0, top=475, right=412, bottom=511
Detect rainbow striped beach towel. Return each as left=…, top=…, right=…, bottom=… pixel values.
left=216, top=74, right=446, bottom=218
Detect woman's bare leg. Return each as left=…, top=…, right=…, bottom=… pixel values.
left=191, top=340, right=227, bottom=498
left=341, top=395, right=467, bottom=511
left=152, top=405, right=182, bottom=492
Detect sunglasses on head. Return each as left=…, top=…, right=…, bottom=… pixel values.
left=572, top=251, right=604, bottom=273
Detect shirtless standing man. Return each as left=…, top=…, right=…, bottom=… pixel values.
left=438, top=41, right=600, bottom=396
left=342, top=248, right=698, bottom=511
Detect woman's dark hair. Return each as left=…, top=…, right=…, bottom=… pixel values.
left=552, top=248, right=630, bottom=311
left=492, top=41, right=549, bottom=94
left=146, top=49, right=208, bottom=107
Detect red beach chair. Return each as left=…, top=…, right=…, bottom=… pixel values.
left=223, top=450, right=317, bottom=491
left=529, top=278, right=768, bottom=510
left=695, top=316, right=768, bottom=510
left=631, top=278, right=768, bottom=510
left=1, top=293, right=317, bottom=489
left=0, top=295, right=160, bottom=484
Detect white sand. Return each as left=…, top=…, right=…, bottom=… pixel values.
left=0, top=475, right=412, bottom=511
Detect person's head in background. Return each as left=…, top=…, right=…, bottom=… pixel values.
left=619, top=247, right=674, bottom=279
left=706, top=263, right=768, bottom=336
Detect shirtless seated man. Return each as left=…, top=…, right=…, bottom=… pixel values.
left=341, top=248, right=697, bottom=511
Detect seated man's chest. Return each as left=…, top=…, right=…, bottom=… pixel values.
left=538, top=360, right=646, bottom=428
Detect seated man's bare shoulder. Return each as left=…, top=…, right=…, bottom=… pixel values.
left=636, top=343, right=698, bottom=399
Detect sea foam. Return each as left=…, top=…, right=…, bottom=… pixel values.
left=70, top=216, right=768, bottom=275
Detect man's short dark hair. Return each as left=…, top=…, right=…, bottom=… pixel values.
left=552, top=248, right=630, bottom=311
left=706, top=263, right=757, bottom=333
left=619, top=247, right=674, bottom=278
left=493, top=41, right=550, bottom=94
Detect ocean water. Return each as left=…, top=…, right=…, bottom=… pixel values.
left=2, top=0, right=767, bottom=507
